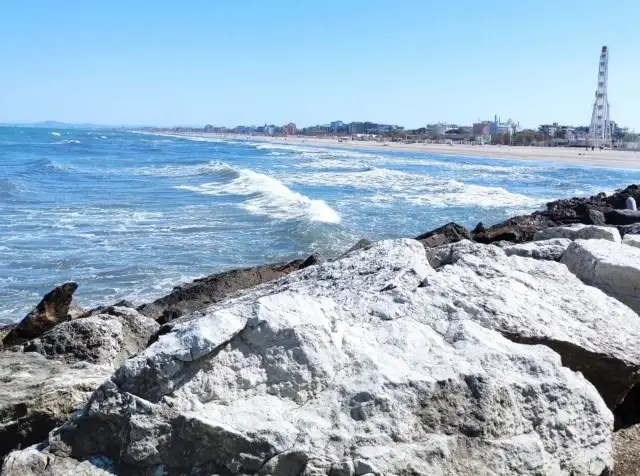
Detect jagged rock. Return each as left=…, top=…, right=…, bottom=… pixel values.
left=624, top=234, right=640, bottom=250
left=533, top=224, right=621, bottom=243
left=620, top=223, right=640, bottom=237
left=9, top=239, right=639, bottom=475
left=137, top=258, right=317, bottom=322
left=606, top=209, right=640, bottom=226
left=2, top=448, right=115, bottom=475
left=502, top=238, right=571, bottom=261
left=3, top=283, right=78, bottom=347
left=21, top=307, right=159, bottom=367
left=472, top=222, right=486, bottom=234
left=614, top=423, right=640, bottom=476
left=414, top=222, right=472, bottom=248
left=561, top=239, right=640, bottom=314
left=584, top=207, right=607, bottom=226
left=473, top=214, right=554, bottom=244
left=337, top=239, right=373, bottom=259
left=0, top=352, right=111, bottom=464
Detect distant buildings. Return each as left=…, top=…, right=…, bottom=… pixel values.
left=349, top=122, right=365, bottom=134
left=283, top=123, right=297, bottom=135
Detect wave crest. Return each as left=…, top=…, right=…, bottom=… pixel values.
left=176, top=167, right=340, bottom=224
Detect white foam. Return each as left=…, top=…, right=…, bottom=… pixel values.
left=129, top=160, right=230, bottom=177
left=176, top=168, right=341, bottom=223
left=53, top=139, right=81, bottom=145
left=284, top=168, right=546, bottom=208
left=50, top=131, right=61, bottom=136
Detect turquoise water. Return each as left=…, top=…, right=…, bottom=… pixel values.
left=1, top=127, right=639, bottom=322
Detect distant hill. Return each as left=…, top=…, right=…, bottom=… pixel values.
left=0, top=121, right=151, bottom=130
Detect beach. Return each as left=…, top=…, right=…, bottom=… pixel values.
left=186, top=132, right=640, bottom=170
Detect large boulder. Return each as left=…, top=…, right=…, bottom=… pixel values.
left=414, top=222, right=472, bottom=248
left=561, top=239, right=640, bottom=314
left=21, top=307, right=159, bottom=367
left=502, top=238, right=571, bottom=261
left=0, top=308, right=158, bottom=463
left=533, top=224, right=621, bottom=243
left=605, top=210, right=640, bottom=226
left=620, top=223, right=640, bottom=237
left=3, top=283, right=78, bottom=347
left=0, top=352, right=112, bottom=464
left=9, top=239, right=640, bottom=475
left=473, top=214, right=554, bottom=244
left=624, top=234, right=640, bottom=249
left=137, top=258, right=319, bottom=323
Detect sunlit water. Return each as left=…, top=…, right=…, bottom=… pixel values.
left=2, top=127, right=638, bottom=322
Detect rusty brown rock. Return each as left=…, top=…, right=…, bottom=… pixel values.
left=2, top=283, right=78, bottom=347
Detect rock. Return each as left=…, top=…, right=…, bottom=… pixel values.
left=624, top=234, right=640, bottom=249
left=414, top=222, right=472, bottom=248
left=561, top=239, right=640, bottom=314
left=620, top=223, right=640, bottom=237
left=21, top=307, right=159, bottom=367
left=614, top=423, right=640, bottom=476
left=2, top=447, right=115, bottom=475
left=584, top=207, right=607, bottom=226
left=0, top=352, right=111, bottom=464
left=605, top=209, right=640, bottom=225
left=337, top=239, right=373, bottom=259
left=502, top=238, right=571, bottom=261
left=136, top=258, right=316, bottom=322
left=473, top=214, right=554, bottom=244
left=3, top=283, right=78, bottom=347
left=472, top=222, right=486, bottom=234
left=9, top=239, right=638, bottom=475
left=533, top=224, right=621, bottom=243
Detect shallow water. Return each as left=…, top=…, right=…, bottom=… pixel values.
left=1, top=127, right=638, bottom=322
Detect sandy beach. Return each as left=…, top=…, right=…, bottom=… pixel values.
left=174, top=132, right=640, bottom=170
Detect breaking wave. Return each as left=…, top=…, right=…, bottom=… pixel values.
left=53, top=139, right=81, bottom=145
left=284, top=167, right=546, bottom=208
left=128, top=160, right=231, bottom=177
left=175, top=166, right=341, bottom=224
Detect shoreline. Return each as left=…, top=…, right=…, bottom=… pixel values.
left=161, top=131, right=640, bottom=170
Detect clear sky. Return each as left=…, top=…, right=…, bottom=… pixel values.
left=1, top=0, right=638, bottom=129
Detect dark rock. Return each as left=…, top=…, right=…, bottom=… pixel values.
left=22, top=307, right=159, bottom=367
left=137, top=258, right=312, bottom=322
left=472, top=222, right=486, bottom=234
left=337, top=239, right=373, bottom=260
left=620, top=223, right=640, bottom=237
left=300, top=254, right=325, bottom=269
left=3, top=283, right=78, bottom=347
left=473, top=215, right=554, bottom=244
left=583, top=207, right=607, bottom=226
left=415, top=222, right=472, bottom=248
left=605, top=209, right=640, bottom=226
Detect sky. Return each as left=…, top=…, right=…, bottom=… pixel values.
left=1, top=1, right=639, bottom=129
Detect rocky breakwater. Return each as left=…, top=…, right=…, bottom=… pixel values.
left=5, top=236, right=640, bottom=474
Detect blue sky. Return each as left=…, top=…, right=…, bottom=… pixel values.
left=1, top=0, right=639, bottom=129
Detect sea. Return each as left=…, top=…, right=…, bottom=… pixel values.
left=2, top=127, right=639, bottom=323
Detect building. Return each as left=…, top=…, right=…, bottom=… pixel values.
left=349, top=122, right=365, bottom=134
left=283, top=123, right=297, bottom=135
left=472, top=122, right=491, bottom=137
left=329, top=121, right=348, bottom=133
left=426, top=123, right=459, bottom=137
left=264, top=125, right=276, bottom=135
left=538, top=123, right=559, bottom=136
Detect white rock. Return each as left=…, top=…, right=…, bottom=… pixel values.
left=9, top=239, right=640, bottom=475
left=503, top=238, right=571, bottom=260
left=623, top=234, right=640, bottom=249
left=561, top=238, right=640, bottom=314
left=534, top=224, right=621, bottom=243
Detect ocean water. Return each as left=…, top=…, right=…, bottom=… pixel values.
left=2, top=127, right=639, bottom=323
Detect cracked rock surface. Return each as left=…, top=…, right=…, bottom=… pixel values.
left=7, top=239, right=640, bottom=475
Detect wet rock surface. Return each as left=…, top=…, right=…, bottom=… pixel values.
left=3, top=283, right=78, bottom=347
left=136, top=257, right=319, bottom=323
left=414, top=222, right=472, bottom=248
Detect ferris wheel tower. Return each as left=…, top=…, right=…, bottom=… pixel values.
left=589, top=46, right=612, bottom=146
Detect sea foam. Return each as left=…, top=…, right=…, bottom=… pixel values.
left=176, top=167, right=341, bottom=224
